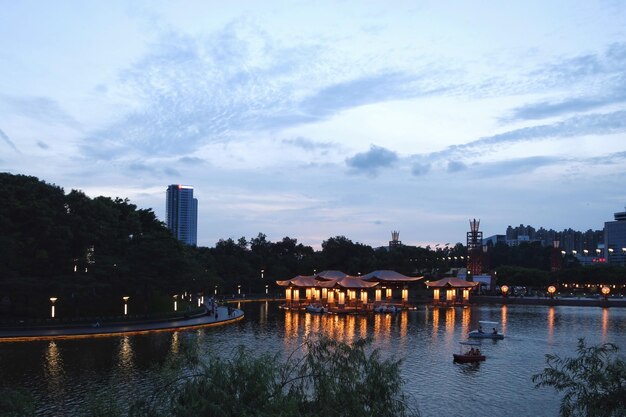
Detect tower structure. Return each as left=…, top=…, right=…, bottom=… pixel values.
left=166, top=184, right=198, bottom=246
left=466, top=219, right=483, bottom=279
left=389, top=230, right=402, bottom=249
left=550, top=240, right=562, bottom=271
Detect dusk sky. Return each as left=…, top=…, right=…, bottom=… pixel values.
left=2, top=1, right=626, bottom=249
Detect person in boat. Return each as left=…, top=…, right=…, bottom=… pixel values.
left=492, top=327, right=498, bottom=335
left=469, top=347, right=475, bottom=355
left=478, top=326, right=484, bottom=334
left=475, top=348, right=481, bottom=356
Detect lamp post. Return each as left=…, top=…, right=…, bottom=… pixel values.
left=500, top=285, right=509, bottom=298
left=49, top=297, right=57, bottom=318
left=123, top=296, right=129, bottom=315
left=214, top=285, right=218, bottom=295
left=261, top=269, right=264, bottom=279
left=265, top=284, right=269, bottom=295
left=173, top=294, right=178, bottom=312
left=547, top=285, right=556, bottom=299
left=601, top=286, right=610, bottom=301
left=237, top=285, right=241, bottom=295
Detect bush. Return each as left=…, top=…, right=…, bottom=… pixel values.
left=123, top=337, right=419, bottom=417
left=533, top=338, right=626, bottom=417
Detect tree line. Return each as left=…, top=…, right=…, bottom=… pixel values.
left=1, top=173, right=624, bottom=318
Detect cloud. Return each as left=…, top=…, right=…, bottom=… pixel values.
left=447, top=160, right=466, bottom=173
left=423, top=110, right=626, bottom=162
left=282, top=137, right=335, bottom=150
left=497, top=43, right=626, bottom=122
left=411, top=162, right=431, bottom=176
left=0, top=128, right=19, bottom=152
left=298, top=71, right=428, bottom=118
left=471, top=156, right=560, bottom=177
left=0, top=95, right=81, bottom=129
left=178, top=156, right=205, bottom=165
left=79, top=21, right=438, bottom=161
left=345, top=145, right=398, bottom=175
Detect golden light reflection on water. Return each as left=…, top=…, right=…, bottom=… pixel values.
left=259, top=301, right=269, bottom=325
left=547, top=306, right=555, bottom=343
left=501, top=304, right=508, bottom=334
left=602, top=307, right=609, bottom=340
left=170, top=331, right=180, bottom=354
left=461, top=306, right=471, bottom=332
left=117, top=336, right=134, bottom=372
left=399, top=311, right=408, bottom=339
left=45, top=341, right=64, bottom=393
left=431, top=307, right=440, bottom=342
left=444, top=308, right=456, bottom=343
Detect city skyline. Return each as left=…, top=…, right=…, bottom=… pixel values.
left=1, top=1, right=625, bottom=249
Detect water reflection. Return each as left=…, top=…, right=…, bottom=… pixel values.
left=259, top=301, right=269, bottom=325
left=170, top=332, right=180, bottom=354
left=117, top=336, right=135, bottom=373
left=431, top=307, right=440, bottom=342
left=547, top=306, right=555, bottom=343
left=461, top=306, right=471, bottom=332
left=444, top=308, right=456, bottom=343
left=501, top=304, right=508, bottom=334
left=602, top=307, right=609, bottom=340
left=44, top=341, right=64, bottom=395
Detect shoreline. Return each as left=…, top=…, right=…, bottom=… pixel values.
left=0, top=305, right=243, bottom=342
left=470, top=295, right=626, bottom=307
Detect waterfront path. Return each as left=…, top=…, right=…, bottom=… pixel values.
left=0, top=305, right=243, bottom=342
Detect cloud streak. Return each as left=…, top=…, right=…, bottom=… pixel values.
left=0, top=128, right=19, bottom=152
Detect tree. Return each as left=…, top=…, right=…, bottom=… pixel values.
left=532, top=338, right=626, bottom=417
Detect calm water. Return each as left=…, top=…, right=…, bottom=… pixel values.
left=1, top=302, right=626, bottom=417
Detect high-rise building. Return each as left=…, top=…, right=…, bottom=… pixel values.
left=604, top=208, right=626, bottom=265
left=166, top=184, right=198, bottom=246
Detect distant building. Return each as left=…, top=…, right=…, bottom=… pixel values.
left=482, top=234, right=506, bottom=247
left=166, top=184, right=198, bottom=246
left=604, top=208, right=626, bottom=265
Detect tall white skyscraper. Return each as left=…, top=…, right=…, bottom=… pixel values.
left=166, top=184, right=198, bottom=246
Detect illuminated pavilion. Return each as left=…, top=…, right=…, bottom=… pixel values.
left=276, top=270, right=423, bottom=312
left=425, top=277, right=479, bottom=306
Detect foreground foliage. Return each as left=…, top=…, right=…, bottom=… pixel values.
left=82, top=337, right=419, bottom=417
left=532, top=338, right=626, bottom=417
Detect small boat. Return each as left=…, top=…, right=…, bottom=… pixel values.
left=453, top=341, right=485, bottom=363
left=469, top=320, right=504, bottom=339
left=305, top=304, right=326, bottom=313
left=374, top=304, right=400, bottom=313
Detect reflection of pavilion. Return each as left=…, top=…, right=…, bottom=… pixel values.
left=425, top=277, right=479, bottom=306
left=276, top=270, right=423, bottom=313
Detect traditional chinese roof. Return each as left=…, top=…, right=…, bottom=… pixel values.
left=424, top=277, right=479, bottom=288
left=276, top=275, right=336, bottom=287
left=334, top=276, right=379, bottom=289
left=361, top=270, right=423, bottom=283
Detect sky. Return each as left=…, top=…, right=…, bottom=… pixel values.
left=1, top=1, right=626, bottom=249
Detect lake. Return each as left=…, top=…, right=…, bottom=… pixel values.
left=1, top=302, right=625, bottom=416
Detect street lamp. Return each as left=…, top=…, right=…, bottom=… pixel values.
left=601, top=286, right=610, bottom=301
left=214, top=285, right=218, bottom=295
left=49, top=297, right=57, bottom=318
left=265, top=284, right=269, bottom=295
left=123, top=296, right=129, bottom=315
left=500, top=285, right=509, bottom=298
left=237, top=285, right=241, bottom=295
left=173, top=294, right=178, bottom=311
left=547, top=285, right=556, bottom=299
left=261, top=269, right=264, bottom=279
